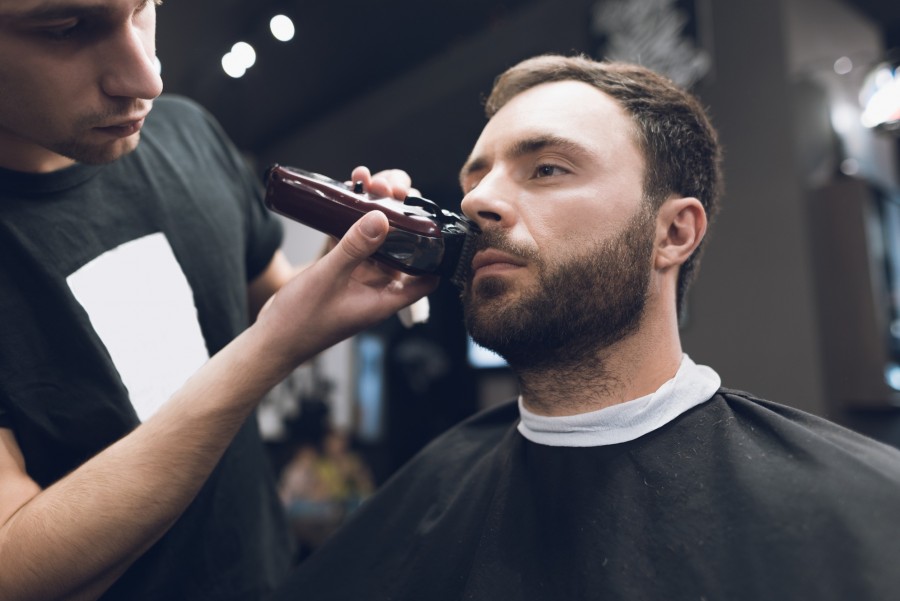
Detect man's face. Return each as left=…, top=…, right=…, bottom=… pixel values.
left=0, top=0, right=163, bottom=173
left=459, top=80, right=655, bottom=370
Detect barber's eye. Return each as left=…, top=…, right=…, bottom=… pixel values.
left=41, top=20, right=83, bottom=40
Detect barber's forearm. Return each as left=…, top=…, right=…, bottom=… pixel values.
left=0, top=322, right=297, bottom=601
left=0, top=212, right=436, bottom=601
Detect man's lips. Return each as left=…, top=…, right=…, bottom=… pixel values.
left=470, top=249, right=526, bottom=276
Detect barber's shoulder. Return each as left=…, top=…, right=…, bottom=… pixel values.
left=142, top=95, right=229, bottom=156
left=145, top=94, right=207, bottom=127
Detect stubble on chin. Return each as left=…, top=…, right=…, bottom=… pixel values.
left=462, top=206, right=656, bottom=372
left=460, top=229, right=538, bottom=348
left=463, top=275, right=513, bottom=338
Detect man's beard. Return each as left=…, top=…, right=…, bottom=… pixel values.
left=462, top=205, right=655, bottom=373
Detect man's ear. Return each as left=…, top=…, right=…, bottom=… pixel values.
left=654, top=197, right=707, bottom=270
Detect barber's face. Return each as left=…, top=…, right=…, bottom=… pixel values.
left=0, top=0, right=163, bottom=172
left=459, top=81, right=654, bottom=369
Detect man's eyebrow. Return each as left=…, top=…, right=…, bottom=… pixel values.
left=459, top=134, right=591, bottom=186
left=507, top=134, right=591, bottom=161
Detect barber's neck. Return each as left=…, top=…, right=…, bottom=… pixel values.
left=0, top=137, right=75, bottom=174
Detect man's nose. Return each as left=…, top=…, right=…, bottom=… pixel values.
left=460, top=173, right=517, bottom=229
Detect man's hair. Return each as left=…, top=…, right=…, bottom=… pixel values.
left=484, top=54, right=723, bottom=319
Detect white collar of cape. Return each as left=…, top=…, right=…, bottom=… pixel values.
left=517, top=354, right=721, bottom=447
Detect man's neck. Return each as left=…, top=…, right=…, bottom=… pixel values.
left=516, top=320, right=684, bottom=417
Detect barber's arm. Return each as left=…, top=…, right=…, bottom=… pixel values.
left=0, top=211, right=437, bottom=601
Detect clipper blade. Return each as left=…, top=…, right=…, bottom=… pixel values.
left=449, top=226, right=480, bottom=288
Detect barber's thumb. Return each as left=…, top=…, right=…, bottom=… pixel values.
left=339, top=211, right=389, bottom=263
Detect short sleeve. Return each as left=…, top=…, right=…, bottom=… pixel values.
left=141, top=95, right=284, bottom=283
left=238, top=162, right=283, bottom=281
left=194, top=102, right=284, bottom=281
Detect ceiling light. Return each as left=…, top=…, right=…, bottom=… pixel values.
left=221, top=52, right=247, bottom=78
left=834, top=56, right=852, bottom=75
left=230, top=42, right=256, bottom=69
left=221, top=42, right=256, bottom=79
left=270, top=15, right=295, bottom=42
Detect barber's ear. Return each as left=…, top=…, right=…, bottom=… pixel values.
left=654, top=197, right=707, bottom=270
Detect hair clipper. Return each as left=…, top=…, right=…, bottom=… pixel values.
left=264, top=165, right=479, bottom=287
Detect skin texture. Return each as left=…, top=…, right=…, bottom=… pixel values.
left=459, top=81, right=707, bottom=416
left=0, top=2, right=436, bottom=599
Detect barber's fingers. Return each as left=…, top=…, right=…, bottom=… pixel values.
left=317, top=235, right=337, bottom=259
left=349, top=165, right=371, bottom=187
left=349, top=165, right=416, bottom=200
left=372, top=168, right=412, bottom=194
left=322, top=211, right=389, bottom=277
left=313, top=210, right=438, bottom=315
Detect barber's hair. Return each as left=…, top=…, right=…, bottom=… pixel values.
left=485, top=54, right=723, bottom=319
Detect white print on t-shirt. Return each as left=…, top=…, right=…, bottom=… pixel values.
left=67, top=232, right=210, bottom=422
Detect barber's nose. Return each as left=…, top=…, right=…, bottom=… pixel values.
left=100, top=27, right=164, bottom=100
left=460, top=174, right=517, bottom=229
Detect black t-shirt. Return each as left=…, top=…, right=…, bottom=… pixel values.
left=272, top=390, right=900, bottom=601
left=0, top=96, right=293, bottom=600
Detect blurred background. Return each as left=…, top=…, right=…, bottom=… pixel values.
left=156, top=0, right=900, bottom=555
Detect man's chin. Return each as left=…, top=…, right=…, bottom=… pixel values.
left=465, top=272, right=530, bottom=304
left=463, top=298, right=516, bottom=357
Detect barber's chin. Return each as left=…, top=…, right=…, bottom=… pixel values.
left=84, top=135, right=142, bottom=164
left=118, top=133, right=141, bottom=155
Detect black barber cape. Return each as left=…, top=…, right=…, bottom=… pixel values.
left=272, top=389, right=900, bottom=601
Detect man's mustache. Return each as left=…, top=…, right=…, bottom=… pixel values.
left=474, top=228, right=539, bottom=262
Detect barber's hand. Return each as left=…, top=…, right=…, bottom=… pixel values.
left=350, top=165, right=420, bottom=200
left=350, top=165, right=432, bottom=327
left=258, top=211, right=438, bottom=362
left=317, top=166, right=419, bottom=260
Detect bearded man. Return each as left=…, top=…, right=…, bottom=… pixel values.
left=270, top=54, right=900, bottom=601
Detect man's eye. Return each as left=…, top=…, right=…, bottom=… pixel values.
left=534, top=164, right=567, bottom=178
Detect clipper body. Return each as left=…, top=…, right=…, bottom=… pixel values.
left=264, top=165, right=479, bottom=287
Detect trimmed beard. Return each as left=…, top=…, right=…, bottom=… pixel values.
left=462, top=204, right=655, bottom=372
